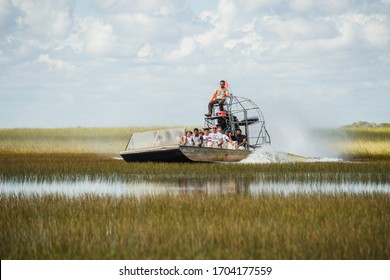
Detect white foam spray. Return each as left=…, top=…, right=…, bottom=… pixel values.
left=248, top=111, right=347, bottom=163
left=240, top=145, right=293, bottom=163
left=239, top=145, right=342, bottom=163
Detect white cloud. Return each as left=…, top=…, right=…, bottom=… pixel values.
left=224, top=20, right=263, bottom=55
left=81, top=18, right=116, bottom=55
left=261, top=16, right=338, bottom=42
left=192, top=0, right=238, bottom=50
left=0, top=0, right=389, bottom=131
left=137, top=44, right=153, bottom=58
left=38, top=54, right=75, bottom=71
left=168, top=36, right=200, bottom=59
left=11, top=0, right=73, bottom=38
left=289, top=0, right=314, bottom=13
left=55, top=17, right=116, bottom=56
left=0, top=0, right=12, bottom=27
left=362, top=17, right=390, bottom=47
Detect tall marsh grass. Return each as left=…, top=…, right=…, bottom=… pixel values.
left=0, top=127, right=172, bottom=155
left=1, top=153, right=389, bottom=184
left=1, top=125, right=389, bottom=184
left=1, top=125, right=389, bottom=160
left=1, top=193, right=389, bottom=259
left=319, top=124, right=390, bottom=160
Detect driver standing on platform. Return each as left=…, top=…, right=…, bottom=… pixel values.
left=205, top=80, right=229, bottom=117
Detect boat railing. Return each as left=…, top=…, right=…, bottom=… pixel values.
left=125, top=128, right=185, bottom=151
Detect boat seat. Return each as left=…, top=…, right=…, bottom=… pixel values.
left=211, top=100, right=227, bottom=114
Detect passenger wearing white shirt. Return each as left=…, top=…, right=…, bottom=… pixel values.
left=208, top=126, right=223, bottom=148
left=180, top=131, right=194, bottom=146
left=192, top=128, right=203, bottom=147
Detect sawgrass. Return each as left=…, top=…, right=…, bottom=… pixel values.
left=1, top=124, right=389, bottom=160
left=1, top=152, right=389, bottom=184
left=320, top=124, right=390, bottom=160
left=1, top=125, right=389, bottom=184
left=1, top=192, right=389, bottom=259
left=0, top=127, right=172, bottom=155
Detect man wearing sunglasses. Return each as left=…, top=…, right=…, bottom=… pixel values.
left=205, top=80, right=229, bottom=117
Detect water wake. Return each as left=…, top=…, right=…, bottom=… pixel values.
left=240, top=146, right=342, bottom=163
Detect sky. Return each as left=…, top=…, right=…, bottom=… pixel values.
left=0, top=0, right=389, bottom=137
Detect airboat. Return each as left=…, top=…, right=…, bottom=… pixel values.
left=120, top=94, right=271, bottom=162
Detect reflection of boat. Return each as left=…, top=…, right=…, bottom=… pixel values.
left=120, top=95, right=270, bottom=163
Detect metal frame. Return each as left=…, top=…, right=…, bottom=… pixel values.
left=204, top=94, right=271, bottom=150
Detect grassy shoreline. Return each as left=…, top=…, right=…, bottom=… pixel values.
left=1, top=152, right=389, bottom=184
left=1, top=125, right=390, bottom=160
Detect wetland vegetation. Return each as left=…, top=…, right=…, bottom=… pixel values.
left=0, top=123, right=389, bottom=259
left=1, top=193, right=389, bottom=259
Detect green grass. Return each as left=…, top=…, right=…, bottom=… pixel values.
left=1, top=152, right=389, bottom=184
left=316, top=124, right=390, bottom=160
left=0, top=127, right=175, bottom=155
left=1, top=193, right=389, bottom=259
left=1, top=124, right=390, bottom=160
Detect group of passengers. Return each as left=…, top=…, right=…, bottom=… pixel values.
left=180, top=79, right=248, bottom=150
left=180, top=126, right=247, bottom=150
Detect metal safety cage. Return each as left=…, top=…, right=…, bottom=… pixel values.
left=204, top=94, right=271, bottom=150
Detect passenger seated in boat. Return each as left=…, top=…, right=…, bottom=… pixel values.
left=232, top=128, right=247, bottom=150
left=205, top=80, right=229, bottom=117
left=202, top=128, right=212, bottom=147
left=208, top=126, right=223, bottom=148
left=225, top=129, right=238, bottom=149
left=217, top=126, right=234, bottom=149
left=199, top=129, right=204, bottom=142
left=180, top=131, right=194, bottom=146
left=192, top=128, right=203, bottom=147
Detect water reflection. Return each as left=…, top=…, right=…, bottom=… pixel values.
left=1, top=178, right=389, bottom=197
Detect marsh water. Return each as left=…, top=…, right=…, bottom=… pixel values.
left=1, top=150, right=389, bottom=197
left=1, top=179, right=389, bottom=197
